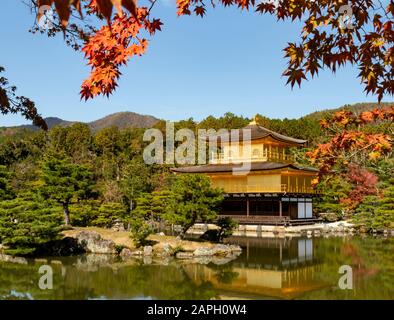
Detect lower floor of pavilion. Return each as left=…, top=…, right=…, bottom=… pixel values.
left=218, top=194, right=321, bottom=226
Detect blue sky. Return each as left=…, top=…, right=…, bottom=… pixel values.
left=0, top=1, right=391, bottom=126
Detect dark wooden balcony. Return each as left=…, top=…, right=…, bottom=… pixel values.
left=218, top=215, right=322, bottom=226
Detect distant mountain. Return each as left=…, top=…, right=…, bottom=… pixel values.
left=88, top=112, right=159, bottom=131
left=304, top=102, right=393, bottom=120
left=15, top=117, right=73, bottom=131
left=4, top=112, right=160, bottom=132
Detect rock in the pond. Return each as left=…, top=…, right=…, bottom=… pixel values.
left=193, top=247, right=214, bottom=256
left=120, top=248, right=133, bottom=258
left=211, top=244, right=232, bottom=256
left=228, top=244, right=242, bottom=252
left=162, top=243, right=172, bottom=255
left=76, top=231, right=117, bottom=254
left=176, top=252, right=194, bottom=259
left=143, top=246, right=153, bottom=256
left=0, top=254, right=28, bottom=265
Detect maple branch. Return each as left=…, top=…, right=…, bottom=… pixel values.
left=148, top=0, right=159, bottom=14
left=376, top=0, right=391, bottom=19
left=27, top=0, right=95, bottom=50
left=0, top=66, right=47, bottom=130
left=345, top=142, right=376, bottom=160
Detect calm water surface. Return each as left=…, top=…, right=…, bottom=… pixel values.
left=0, top=235, right=393, bottom=300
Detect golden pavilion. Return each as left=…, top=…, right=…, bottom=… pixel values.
left=171, top=118, right=320, bottom=225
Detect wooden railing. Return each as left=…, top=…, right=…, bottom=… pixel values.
left=218, top=215, right=322, bottom=226
left=218, top=215, right=290, bottom=225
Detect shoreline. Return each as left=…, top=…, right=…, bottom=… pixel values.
left=0, top=227, right=243, bottom=261
left=188, top=221, right=394, bottom=238
left=1, top=222, right=393, bottom=261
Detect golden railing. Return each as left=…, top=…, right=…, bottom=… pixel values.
left=209, top=151, right=294, bottom=164
left=215, top=184, right=318, bottom=194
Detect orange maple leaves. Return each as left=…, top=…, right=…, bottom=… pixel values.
left=35, top=1, right=163, bottom=100
left=80, top=8, right=162, bottom=100
left=307, top=107, right=394, bottom=181
left=319, top=108, right=394, bottom=129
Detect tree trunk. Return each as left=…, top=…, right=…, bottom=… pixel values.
left=63, top=202, right=70, bottom=226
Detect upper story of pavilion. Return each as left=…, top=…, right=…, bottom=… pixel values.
left=207, top=118, right=307, bottom=165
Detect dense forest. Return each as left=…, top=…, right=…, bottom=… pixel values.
left=0, top=103, right=393, bottom=255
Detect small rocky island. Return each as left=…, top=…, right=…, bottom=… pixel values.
left=0, top=227, right=243, bottom=266
left=38, top=228, right=240, bottom=262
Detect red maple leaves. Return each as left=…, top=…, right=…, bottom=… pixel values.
left=340, top=165, right=378, bottom=210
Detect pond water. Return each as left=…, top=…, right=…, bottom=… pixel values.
left=0, top=235, right=393, bottom=300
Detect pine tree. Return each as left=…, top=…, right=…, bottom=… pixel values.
left=92, top=202, right=128, bottom=228
left=314, top=176, right=352, bottom=217
left=129, top=191, right=170, bottom=246
left=354, top=180, right=394, bottom=231
left=165, top=174, right=224, bottom=236
left=375, top=180, right=394, bottom=230
left=0, top=193, right=62, bottom=255
left=133, top=191, right=170, bottom=222
left=40, top=156, right=95, bottom=225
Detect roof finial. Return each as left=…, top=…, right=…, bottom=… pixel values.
left=249, top=114, right=258, bottom=125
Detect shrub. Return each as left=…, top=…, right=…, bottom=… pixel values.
left=216, top=217, right=238, bottom=241
left=130, top=218, right=154, bottom=247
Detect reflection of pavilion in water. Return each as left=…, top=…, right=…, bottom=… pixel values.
left=184, top=237, right=327, bottom=299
